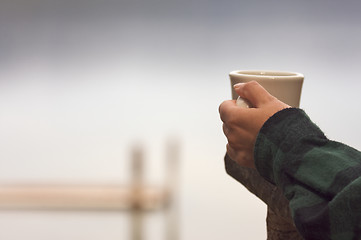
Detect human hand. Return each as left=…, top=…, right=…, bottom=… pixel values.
left=219, top=81, right=290, bottom=168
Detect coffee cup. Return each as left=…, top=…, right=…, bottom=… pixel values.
left=229, top=70, right=304, bottom=107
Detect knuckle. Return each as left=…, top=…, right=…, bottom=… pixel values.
left=222, top=124, right=229, bottom=135
left=243, top=81, right=258, bottom=92
left=227, top=113, right=239, bottom=126
left=227, top=134, right=241, bottom=149
left=227, top=141, right=238, bottom=150
left=219, top=100, right=233, bottom=122
left=218, top=101, right=227, bottom=115
left=246, top=80, right=258, bottom=87
left=218, top=101, right=225, bottom=113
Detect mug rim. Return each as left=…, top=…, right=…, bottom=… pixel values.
left=229, top=70, right=304, bottom=78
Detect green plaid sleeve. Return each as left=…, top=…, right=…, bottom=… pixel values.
left=255, top=108, right=361, bottom=240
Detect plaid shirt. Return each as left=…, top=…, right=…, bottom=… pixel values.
left=255, top=108, right=361, bottom=240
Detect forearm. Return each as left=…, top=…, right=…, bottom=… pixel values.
left=255, top=108, right=361, bottom=239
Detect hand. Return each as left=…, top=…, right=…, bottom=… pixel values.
left=219, top=81, right=290, bottom=168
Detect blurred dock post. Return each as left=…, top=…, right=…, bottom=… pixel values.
left=131, top=144, right=144, bottom=240
left=164, top=137, right=180, bottom=240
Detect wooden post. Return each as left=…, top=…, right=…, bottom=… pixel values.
left=131, top=144, right=144, bottom=240
left=164, top=138, right=180, bottom=240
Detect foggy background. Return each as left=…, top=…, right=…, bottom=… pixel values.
left=0, top=0, right=361, bottom=239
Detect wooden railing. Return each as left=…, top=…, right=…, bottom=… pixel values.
left=0, top=140, right=180, bottom=240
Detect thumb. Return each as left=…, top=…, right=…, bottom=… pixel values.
left=233, top=81, right=274, bottom=108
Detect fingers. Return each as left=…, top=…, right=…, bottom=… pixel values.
left=222, top=123, right=229, bottom=136
left=233, top=81, right=274, bottom=108
left=218, top=100, right=237, bottom=123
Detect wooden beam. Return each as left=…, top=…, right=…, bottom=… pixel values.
left=0, top=184, right=169, bottom=210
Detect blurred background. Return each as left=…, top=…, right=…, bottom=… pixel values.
left=0, top=0, right=361, bottom=239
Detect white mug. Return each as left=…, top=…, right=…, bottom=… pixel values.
left=229, top=70, right=304, bottom=107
